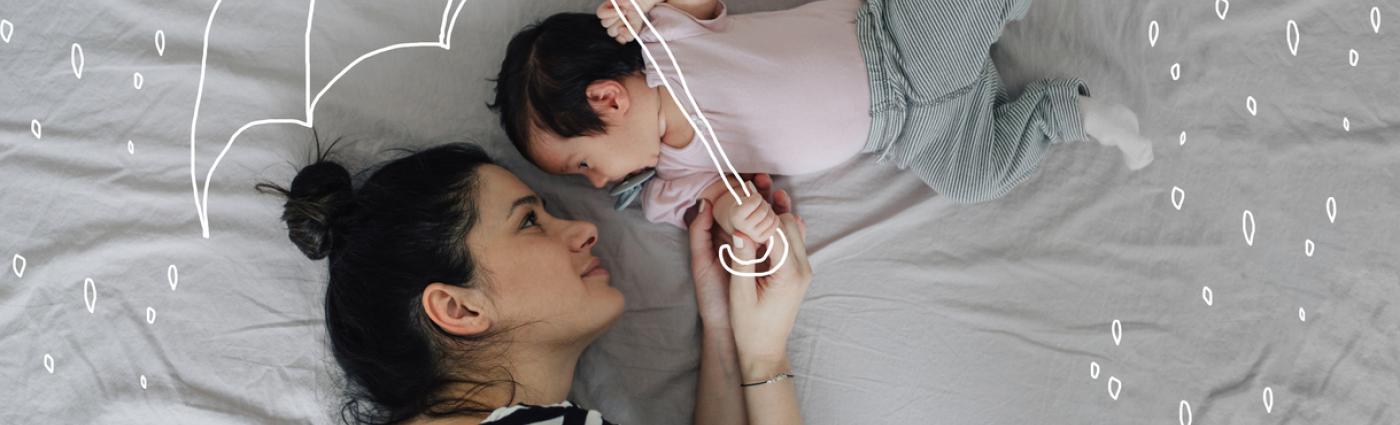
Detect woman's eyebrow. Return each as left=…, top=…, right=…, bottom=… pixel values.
left=508, top=195, right=540, bottom=218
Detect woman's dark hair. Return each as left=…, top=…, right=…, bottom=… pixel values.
left=488, top=12, right=645, bottom=159
left=257, top=142, right=514, bottom=425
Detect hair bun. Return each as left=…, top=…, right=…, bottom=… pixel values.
left=281, top=161, right=354, bottom=260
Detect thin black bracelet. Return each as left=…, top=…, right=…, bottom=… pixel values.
left=741, top=372, right=795, bottom=388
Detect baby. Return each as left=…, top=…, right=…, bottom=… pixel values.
left=490, top=0, right=1154, bottom=243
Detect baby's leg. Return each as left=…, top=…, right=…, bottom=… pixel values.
left=1080, top=96, right=1155, bottom=170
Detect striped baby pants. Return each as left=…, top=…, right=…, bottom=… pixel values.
left=857, top=0, right=1091, bottom=203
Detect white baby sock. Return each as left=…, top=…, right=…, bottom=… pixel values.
left=1080, top=95, right=1154, bottom=170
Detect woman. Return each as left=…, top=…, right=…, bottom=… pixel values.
left=258, top=143, right=811, bottom=424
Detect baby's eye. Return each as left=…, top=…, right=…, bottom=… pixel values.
left=579, top=161, right=590, bottom=170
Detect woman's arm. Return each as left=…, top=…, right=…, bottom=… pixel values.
left=664, top=0, right=722, bottom=20
left=688, top=198, right=749, bottom=425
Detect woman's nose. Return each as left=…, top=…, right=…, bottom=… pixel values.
left=566, top=220, right=599, bottom=251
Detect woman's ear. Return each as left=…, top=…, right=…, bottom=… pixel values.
left=586, top=79, right=630, bottom=121
left=421, top=282, right=493, bottom=337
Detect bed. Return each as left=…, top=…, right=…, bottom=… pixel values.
left=2, top=0, right=1397, bottom=423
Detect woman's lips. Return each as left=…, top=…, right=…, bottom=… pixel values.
left=582, top=258, right=608, bottom=277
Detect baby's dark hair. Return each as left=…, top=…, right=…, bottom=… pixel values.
left=257, top=142, right=516, bottom=425
left=488, top=12, right=645, bottom=159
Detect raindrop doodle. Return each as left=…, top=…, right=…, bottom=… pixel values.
left=83, top=278, right=97, bottom=313
left=11, top=254, right=24, bottom=278
left=1286, top=20, right=1300, bottom=56
left=0, top=19, right=12, bottom=43
left=133, top=72, right=144, bottom=89
left=1171, top=186, right=1185, bottom=210
left=1111, top=319, right=1122, bottom=346
left=1305, top=239, right=1315, bottom=257
left=1215, top=0, right=1229, bottom=20
left=154, top=30, right=165, bottom=56
left=71, top=43, right=84, bottom=79
left=43, top=354, right=54, bottom=374
left=140, top=374, right=148, bottom=389
left=1343, top=117, right=1351, bottom=132
left=1298, top=307, right=1307, bottom=322
left=1326, top=197, right=1337, bottom=223
left=1202, top=286, right=1214, bottom=306
left=1171, top=63, right=1181, bottom=80
left=127, top=140, right=134, bottom=155
left=30, top=119, right=41, bottom=139
left=1349, top=49, right=1359, bottom=67
left=1149, top=21, right=1159, bottom=47
left=1262, top=387, right=1274, bottom=413
left=168, top=264, right=179, bottom=291
left=1107, top=376, right=1122, bottom=400
left=1179, top=131, right=1187, bottom=146
left=1372, top=7, right=1382, bottom=34
left=1246, top=96, right=1258, bottom=116
left=145, top=307, right=157, bottom=324
left=1090, top=362, right=1100, bottom=379
left=1179, top=400, right=1193, bottom=425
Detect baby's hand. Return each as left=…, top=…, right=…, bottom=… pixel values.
left=713, top=181, right=780, bottom=246
left=596, top=0, right=663, bottom=44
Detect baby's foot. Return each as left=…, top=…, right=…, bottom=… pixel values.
left=1080, top=96, right=1154, bottom=170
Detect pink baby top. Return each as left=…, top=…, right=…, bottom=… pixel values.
left=636, top=0, right=871, bottom=228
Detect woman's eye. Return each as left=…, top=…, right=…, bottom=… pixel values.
left=520, top=211, right=539, bottom=229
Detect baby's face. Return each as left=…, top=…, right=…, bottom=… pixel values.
left=528, top=128, right=660, bottom=189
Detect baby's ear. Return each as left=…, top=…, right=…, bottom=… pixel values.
left=585, top=79, right=630, bottom=117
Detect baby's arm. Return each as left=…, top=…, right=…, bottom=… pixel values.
left=704, top=177, right=780, bottom=245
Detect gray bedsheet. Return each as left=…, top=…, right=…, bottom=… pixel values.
left=2, top=0, right=1397, bottom=424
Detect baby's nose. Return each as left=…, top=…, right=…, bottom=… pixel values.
left=588, top=173, right=608, bottom=189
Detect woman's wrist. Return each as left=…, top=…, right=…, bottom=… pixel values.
left=740, top=354, right=790, bottom=383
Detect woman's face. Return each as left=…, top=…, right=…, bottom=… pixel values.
left=466, top=165, right=625, bottom=347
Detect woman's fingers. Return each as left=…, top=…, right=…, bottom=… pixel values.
left=772, top=189, right=792, bottom=215
left=688, top=200, right=716, bottom=263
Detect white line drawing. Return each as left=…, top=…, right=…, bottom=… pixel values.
left=1179, top=131, right=1186, bottom=146
left=1089, top=361, right=1100, bottom=379
left=1202, top=286, right=1214, bottom=306
left=1, top=19, right=12, bottom=43
left=1107, top=376, right=1122, bottom=400
left=127, top=140, right=135, bottom=155
left=1298, top=307, right=1306, bottom=322
left=1148, top=21, right=1159, bottom=47
left=83, top=278, right=96, bottom=313
left=1286, top=20, right=1300, bottom=56
left=145, top=307, right=157, bottom=324
left=1215, top=0, right=1229, bottom=20
left=1171, top=186, right=1185, bottom=210
left=30, top=119, right=41, bottom=139
left=1242, top=210, right=1255, bottom=246
left=1179, top=400, right=1193, bottom=425
left=1342, top=117, right=1350, bottom=132
left=190, top=0, right=470, bottom=238
left=140, top=374, right=148, bottom=389
left=1262, top=386, right=1274, bottom=413
left=1326, top=197, right=1336, bottom=223
left=43, top=354, right=54, bottom=374
left=133, top=72, right=144, bottom=89
left=1170, top=63, right=1180, bottom=80
left=1348, top=49, right=1358, bottom=66
left=168, top=264, right=178, bottom=291
left=1111, top=319, right=1122, bottom=346
left=11, top=254, right=24, bottom=278
left=1246, top=96, right=1258, bottom=116
left=154, top=30, right=165, bottom=56
left=1372, top=7, right=1382, bottom=34
left=611, top=0, right=788, bottom=277
left=1304, top=239, right=1314, bottom=257
left=71, top=43, right=84, bottom=79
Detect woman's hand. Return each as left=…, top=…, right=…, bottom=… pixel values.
left=688, top=174, right=786, bottom=326
left=725, top=208, right=811, bottom=381
left=596, top=0, right=663, bottom=44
